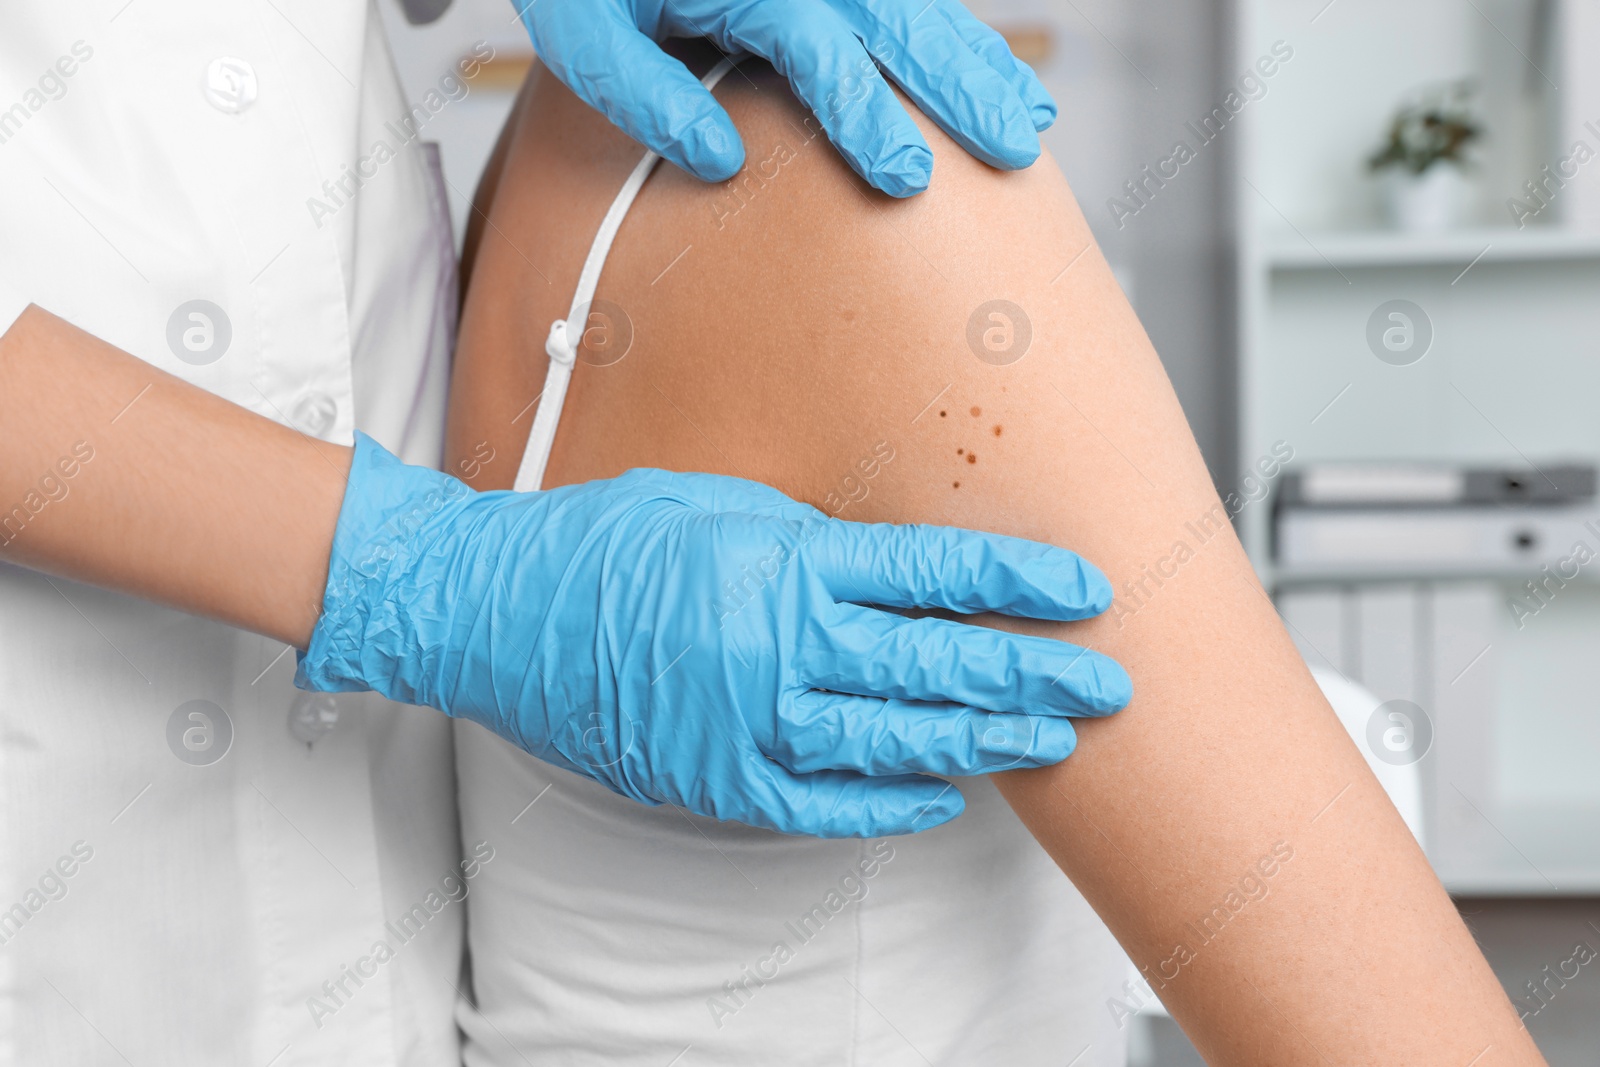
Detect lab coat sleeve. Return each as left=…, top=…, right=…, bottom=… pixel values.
left=0, top=275, right=28, bottom=339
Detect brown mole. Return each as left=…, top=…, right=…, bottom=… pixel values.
left=966, top=453, right=977, bottom=464
left=970, top=406, right=982, bottom=417
left=993, top=425, right=1003, bottom=436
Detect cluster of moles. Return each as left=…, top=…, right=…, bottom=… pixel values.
left=938, top=406, right=1002, bottom=489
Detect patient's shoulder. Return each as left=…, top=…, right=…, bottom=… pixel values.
left=453, top=54, right=1121, bottom=495
left=473, top=52, right=1096, bottom=338
left=573, top=60, right=1105, bottom=378
left=634, top=62, right=1087, bottom=290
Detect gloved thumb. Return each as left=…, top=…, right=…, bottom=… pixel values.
left=743, top=765, right=967, bottom=838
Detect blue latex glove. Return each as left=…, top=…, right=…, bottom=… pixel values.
left=513, top=0, right=1056, bottom=197
left=297, top=434, right=1129, bottom=837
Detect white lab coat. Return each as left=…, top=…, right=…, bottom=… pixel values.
left=0, top=3, right=462, bottom=1064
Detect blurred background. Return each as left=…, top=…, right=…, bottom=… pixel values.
left=377, top=0, right=1600, bottom=1061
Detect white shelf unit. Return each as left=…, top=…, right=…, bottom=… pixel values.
left=1264, top=226, right=1600, bottom=270
left=1233, top=0, right=1600, bottom=893
left=1233, top=0, right=1600, bottom=574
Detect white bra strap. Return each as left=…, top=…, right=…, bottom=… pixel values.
left=513, top=58, right=736, bottom=493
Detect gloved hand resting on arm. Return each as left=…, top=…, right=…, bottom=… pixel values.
left=296, top=434, right=1131, bottom=837
left=513, top=0, right=1055, bottom=196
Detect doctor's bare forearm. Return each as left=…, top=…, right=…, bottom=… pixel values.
left=0, top=306, right=346, bottom=648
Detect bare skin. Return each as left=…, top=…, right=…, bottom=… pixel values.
left=0, top=307, right=346, bottom=648
left=449, top=55, right=1545, bottom=1066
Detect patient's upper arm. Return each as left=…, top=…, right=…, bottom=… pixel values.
left=449, top=58, right=1542, bottom=1067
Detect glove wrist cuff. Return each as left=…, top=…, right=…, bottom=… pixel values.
left=295, top=432, right=472, bottom=705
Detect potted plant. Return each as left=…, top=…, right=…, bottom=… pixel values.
left=1368, top=80, right=1483, bottom=232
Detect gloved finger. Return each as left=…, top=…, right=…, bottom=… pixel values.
left=853, top=1, right=1040, bottom=169
left=740, top=764, right=966, bottom=837
left=801, top=605, right=1131, bottom=715
left=523, top=6, right=745, bottom=181
left=771, top=690, right=1077, bottom=775
left=937, top=0, right=1057, bottom=131
left=719, top=0, right=934, bottom=197
left=809, top=519, right=1114, bottom=620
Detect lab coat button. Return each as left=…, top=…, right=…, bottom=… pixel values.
left=203, top=57, right=258, bottom=114
left=288, top=691, right=339, bottom=746
left=289, top=391, right=338, bottom=438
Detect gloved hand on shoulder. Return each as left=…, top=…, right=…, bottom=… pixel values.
left=514, top=0, right=1057, bottom=197
left=297, top=433, right=1129, bottom=837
